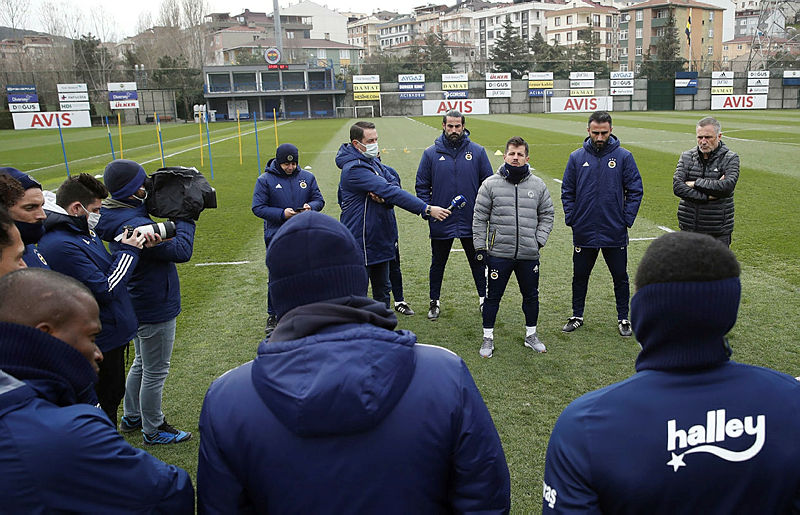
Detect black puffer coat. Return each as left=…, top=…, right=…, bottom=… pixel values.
left=673, top=141, right=739, bottom=235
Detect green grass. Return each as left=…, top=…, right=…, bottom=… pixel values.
left=1, top=111, right=799, bottom=511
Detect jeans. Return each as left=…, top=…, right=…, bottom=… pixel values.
left=388, top=242, right=404, bottom=303
left=429, top=237, right=487, bottom=300
left=367, top=261, right=391, bottom=309
left=482, top=256, right=540, bottom=329
left=572, top=246, right=629, bottom=320
left=123, top=318, right=176, bottom=434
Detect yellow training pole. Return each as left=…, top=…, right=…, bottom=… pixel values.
left=198, top=112, right=204, bottom=167
left=273, top=108, right=278, bottom=148
left=117, top=112, right=124, bottom=158
left=237, top=110, right=243, bottom=165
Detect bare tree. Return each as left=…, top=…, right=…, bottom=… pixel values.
left=181, top=0, right=209, bottom=67
left=158, top=0, right=181, bottom=28
left=0, top=0, right=31, bottom=37
left=137, top=10, right=153, bottom=34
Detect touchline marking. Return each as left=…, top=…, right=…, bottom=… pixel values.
left=630, top=237, right=657, bottom=241
left=195, top=260, right=252, bottom=267
left=553, top=178, right=563, bottom=184
left=658, top=226, right=675, bottom=233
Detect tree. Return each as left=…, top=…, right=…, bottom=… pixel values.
left=489, top=17, right=530, bottom=78
left=158, top=0, right=181, bottom=27
left=73, top=33, right=116, bottom=90
left=181, top=0, right=209, bottom=67
left=421, top=31, right=453, bottom=76
left=528, top=32, right=567, bottom=73
left=151, top=55, right=203, bottom=120
left=639, top=12, right=686, bottom=79
left=569, top=24, right=609, bottom=75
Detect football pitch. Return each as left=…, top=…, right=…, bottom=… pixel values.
left=1, top=110, right=799, bottom=510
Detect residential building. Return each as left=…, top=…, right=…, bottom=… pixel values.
left=204, top=10, right=313, bottom=40
left=545, top=1, right=620, bottom=61
left=475, top=1, right=566, bottom=60
left=414, top=4, right=449, bottom=37
left=280, top=1, right=350, bottom=43
left=348, top=16, right=386, bottom=56
left=735, top=8, right=787, bottom=38
left=384, top=38, right=476, bottom=73
left=378, top=15, right=416, bottom=50
left=722, top=34, right=798, bottom=70
left=619, top=0, right=724, bottom=72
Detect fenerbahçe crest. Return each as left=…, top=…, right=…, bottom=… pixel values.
left=608, top=158, right=617, bottom=169
left=666, top=409, right=766, bottom=472
left=299, top=180, right=307, bottom=189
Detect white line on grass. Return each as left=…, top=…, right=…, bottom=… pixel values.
left=630, top=237, right=657, bottom=241
left=195, top=260, right=252, bottom=267
left=553, top=178, right=563, bottom=184
left=658, top=226, right=675, bottom=232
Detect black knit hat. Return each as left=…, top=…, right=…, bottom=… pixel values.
left=103, top=159, right=146, bottom=200
left=275, top=143, right=299, bottom=165
left=266, top=211, right=368, bottom=318
left=0, top=167, right=41, bottom=190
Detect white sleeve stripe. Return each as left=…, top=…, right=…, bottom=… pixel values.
left=107, top=253, right=133, bottom=291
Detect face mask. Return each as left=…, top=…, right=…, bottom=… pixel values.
left=82, top=205, right=101, bottom=230
left=134, top=189, right=148, bottom=203
left=361, top=142, right=379, bottom=159
left=504, top=163, right=529, bottom=184
left=15, top=220, right=45, bottom=245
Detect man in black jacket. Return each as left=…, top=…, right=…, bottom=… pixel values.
left=673, top=117, right=740, bottom=246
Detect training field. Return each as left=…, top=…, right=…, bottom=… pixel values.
left=1, top=110, right=799, bottom=510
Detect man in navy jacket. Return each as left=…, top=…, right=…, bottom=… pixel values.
left=0, top=268, right=193, bottom=513
left=38, top=173, right=145, bottom=426
left=337, top=121, right=449, bottom=309
left=416, top=110, right=493, bottom=320
left=252, top=143, right=324, bottom=334
left=543, top=232, right=800, bottom=513
left=0, top=167, right=49, bottom=268
left=198, top=211, right=509, bottom=514
left=0, top=207, right=25, bottom=278
left=95, top=159, right=195, bottom=445
left=561, top=111, right=643, bottom=337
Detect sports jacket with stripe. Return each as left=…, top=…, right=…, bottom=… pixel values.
left=336, top=143, right=427, bottom=266
left=39, top=208, right=140, bottom=353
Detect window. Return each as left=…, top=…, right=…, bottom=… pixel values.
left=620, top=63, right=628, bottom=71
left=655, top=27, right=665, bottom=37
left=554, top=33, right=561, bottom=42
left=709, top=12, right=714, bottom=21
left=555, top=17, right=561, bottom=26
left=488, top=30, right=493, bottom=38
left=567, top=15, right=573, bottom=24
left=514, top=13, right=519, bottom=21
left=567, top=31, right=573, bottom=41
left=606, top=32, right=612, bottom=44
left=723, top=55, right=728, bottom=62
left=606, top=15, right=612, bottom=27
left=709, top=29, right=714, bottom=38
left=606, top=48, right=611, bottom=58
left=287, top=32, right=295, bottom=39
left=635, top=62, right=642, bottom=73
left=324, top=32, right=330, bottom=40
left=708, top=46, right=713, bottom=55
left=723, top=45, right=728, bottom=50
left=318, top=48, right=326, bottom=58
left=636, top=27, right=642, bottom=38
left=636, top=10, right=643, bottom=21
left=620, top=29, right=628, bottom=40
left=635, top=46, right=642, bottom=56
left=620, top=47, right=628, bottom=56
left=593, top=14, right=600, bottom=26
left=593, top=31, right=600, bottom=43
left=737, top=44, right=743, bottom=50
left=739, top=19, right=747, bottom=25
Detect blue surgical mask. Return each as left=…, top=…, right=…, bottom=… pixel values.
left=82, top=205, right=101, bottom=230
left=361, top=142, right=379, bottom=159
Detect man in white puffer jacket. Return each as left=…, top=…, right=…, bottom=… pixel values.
left=473, top=136, right=555, bottom=359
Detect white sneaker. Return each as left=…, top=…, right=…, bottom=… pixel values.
left=480, top=337, right=494, bottom=358
left=524, top=333, right=547, bottom=353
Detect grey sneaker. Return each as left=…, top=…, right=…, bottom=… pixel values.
left=480, top=336, right=494, bottom=358
left=618, top=319, right=632, bottom=337
left=394, top=302, right=415, bottom=316
left=524, top=333, right=547, bottom=353
left=427, top=300, right=440, bottom=320
left=562, top=316, right=584, bottom=333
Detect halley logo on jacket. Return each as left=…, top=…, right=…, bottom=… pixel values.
left=666, top=409, right=766, bottom=472
left=582, top=161, right=589, bottom=167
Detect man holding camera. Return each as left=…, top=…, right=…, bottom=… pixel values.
left=38, top=173, right=145, bottom=426
left=95, top=159, right=195, bottom=445
left=252, top=143, right=324, bottom=335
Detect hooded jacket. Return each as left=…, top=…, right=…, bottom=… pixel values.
left=198, top=297, right=510, bottom=514
left=561, top=135, right=643, bottom=247
left=94, top=200, right=195, bottom=324
left=251, top=158, right=325, bottom=251
left=542, top=279, right=800, bottom=514
left=336, top=144, right=427, bottom=265
left=415, top=131, right=493, bottom=239
left=673, top=140, right=739, bottom=236
left=473, top=164, right=554, bottom=261
left=0, top=322, right=194, bottom=513
left=38, top=208, right=140, bottom=352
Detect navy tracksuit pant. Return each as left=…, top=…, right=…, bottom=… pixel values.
left=430, top=237, right=487, bottom=300
left=482, top=255, right=540, bottom=329
left=571, top=246, right=629, bottom=320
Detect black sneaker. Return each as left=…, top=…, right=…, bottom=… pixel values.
left=143, top=420, right=192, bottom=445
left=562, top=316, right=584, bottom=333
left=394, top=301, right=415, bottom=316
left=427, top=300, right=440, bottom=320
left=265, top=314, right=278, bottom=336
left=119, top=415, right=142, bottom=433
left=618, top=319, right=632, bottom=337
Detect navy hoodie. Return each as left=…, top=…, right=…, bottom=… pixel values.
left=94, top=200, right=195, bottom=324
left=38, top=208, right=140, bottom=352
left=198, top=297, right=510, bottom=514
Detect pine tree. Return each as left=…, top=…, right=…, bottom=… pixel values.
left=640, top=12, right=686, bottom=79
left=422, top=31, right=453, bottom=76
left=489, top=17, right=530, bottom=78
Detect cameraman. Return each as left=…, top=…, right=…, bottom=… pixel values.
left=38, top=174, right=145, bottom=426
left=95, top=159, right=194, bottom=445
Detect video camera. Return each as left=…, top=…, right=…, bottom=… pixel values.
left=144, top=166, right=217, bottom=221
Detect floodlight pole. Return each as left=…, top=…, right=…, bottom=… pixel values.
left=273, top=0, right=283, bottom=55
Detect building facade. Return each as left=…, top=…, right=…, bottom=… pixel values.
left=545, top=1, right=619, bottom=61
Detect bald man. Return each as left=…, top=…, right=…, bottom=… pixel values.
left=0, top=268, right=194, bottom=513
left=0, top=207, right=25, bottom=278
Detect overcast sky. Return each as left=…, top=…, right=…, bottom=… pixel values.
left=18, top=0, right=430, bottom=41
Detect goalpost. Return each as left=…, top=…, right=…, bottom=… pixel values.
left=335, top=106, right=374, bottom=118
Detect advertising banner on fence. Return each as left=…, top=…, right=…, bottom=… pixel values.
left=445, top=91, right=468, bottom=99
left=711, top=95, right=767, bottom=110
left=8, top=93, right=38, bottom=103
left=423, top=99, right=489, bottom=116
left=9, top=103, right=40, bottom=112
left=353, top=92, right=379, bottom=101
left=109, top=90, right=139, bottom=100
left=398, top=83, right=425, bottom=91
left=60, top=102, right=91, bottom=111
left=399, top=92, right=425, bottom=100
left=486, top=89, right=511, bottom=98
left=57, top=83, right=88, bottom=93
left=551, top=96, right=612, bottom=113
left=12, top=111, right=91, bottom=130
left=6, top=84, right=36, bottom=93
left=398, top=74, right=424, bottom=83
left=442, top=73, right=468, bottom=82
left=110, top=100, right=140, bottom=109
left=353, top=84, right=380, bottom=92
left=486, top=72, right=511, bottom=81
left=107, top=82, right=138, bottom=91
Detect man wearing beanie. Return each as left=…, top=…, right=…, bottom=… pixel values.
left=94, top=159, right=195, bottom=445
left=0, top=168, right=49, bottom=268
left=560, top=111, right=643, bottom=337
left=197, top=211, right=510, bottom=514
left=252, top=143, right=324, bottom=335
left=542, top=232, right=800, bottom=513
left=473, top=137, right=554, bottom=358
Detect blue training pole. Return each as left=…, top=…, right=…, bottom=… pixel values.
left=204, top=112, right=214, bottom=179
left=56, top=115, right=70, bottom=177
left=253, top=115, right=261, bottom=175
left=105, top=116, right=116, bottom=160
